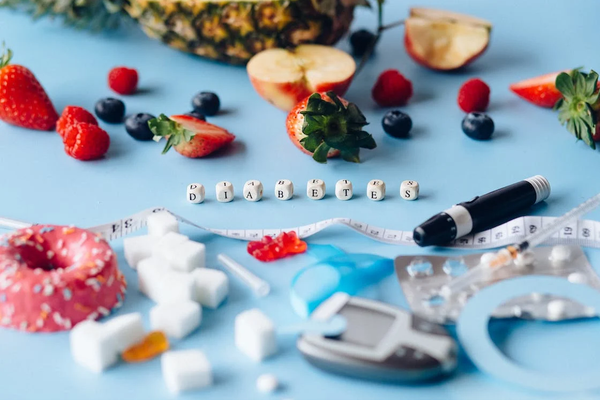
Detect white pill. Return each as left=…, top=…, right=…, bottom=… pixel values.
left=256, top=373, right=279, bottom=393
left=187, top=183, right=205, bottom=204
left=307, top=179, right=326, bottom=200
left=367, top=180, right=385, bottom=201
left=514, top=251, right=536, bottom=268
left=480, top=252, right=496, bottom=265
left=335, top=179, right=353, bottom=201
left=274, top=179, right=294, bottom=201
left=550, top=245, right=571, bottom=265
left=216, top=181, right=234, bottom=203
left=547, top=299, right=567, bottom=320
left=243, top=180, right=263, bottom=202
left=568, top=272, right=588, bottom=284
left=400, top=180, right=419, bottom=201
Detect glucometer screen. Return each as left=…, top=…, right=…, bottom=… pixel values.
left=333, top=305, right=395, bottom=348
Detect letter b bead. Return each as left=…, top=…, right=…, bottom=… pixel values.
left=187, top=183, right=205, bottom=204
left=274, top=180, right=294, bottom=201
left=243, top=180, right=263, bottom=202
left=367, top=180, right=386, bottom=201
left=335, top=180, right=353, bottom=201
left=307, top=179, right=326, bottom=200
left=216, top=181, right=234, bottom=203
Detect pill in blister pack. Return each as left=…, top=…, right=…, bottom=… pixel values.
left=395, top=246, right=600, bottom=324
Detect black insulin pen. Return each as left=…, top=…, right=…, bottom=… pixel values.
left=413, top=176, right=551, bottom=247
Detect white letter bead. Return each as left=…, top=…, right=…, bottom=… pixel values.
left=103, top=313, right=146, bottom=352
left=335, top=179, right=353, bottom=201
left=400, top=180, right=419, bottom=201
left=243, top=180, right=263, bottom=202
left=164, top=240, right=206, bottom=273
left=307, top=179, right=326, bottom=200
left=274, top=179, right=293, bottom=201
left=191, top=268, right=229, bottom=309
left=367, top=180, right=386, bottom=201
left=235, top=308, right=277, bottom=362
left=187, top=183, right=205, bottom=204
left=150, top=301, right=201, bottom=339
left=216, top=181, right=234, bottom=202
left=147, top=211, right=179, bottom=237
left=70, top=320, right=118, bottom=373
left=162, top=350, right=213, bottom=393
left=123, top=235, right=158, bottom=269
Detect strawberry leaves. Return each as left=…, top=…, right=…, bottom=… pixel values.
left=554, top=70, right=600, bottom=149
left=148, top=114, right=195, bottom=154
left=0, top=43, right=12, bottom=69
left=299, top=91, right=375, bottom=163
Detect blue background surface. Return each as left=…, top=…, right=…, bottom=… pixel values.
left=2, top=0, right=600, bottom=399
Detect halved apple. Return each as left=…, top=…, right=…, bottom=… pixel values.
left=247, top=44, right=356, bottom=111
left=405, top=8, right=492, bottom=71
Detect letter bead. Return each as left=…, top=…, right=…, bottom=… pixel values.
left=335, top=179, right=353, bottom=201
left=367, top=180, right=386, bottom=201
left=187, top=183, right=205, bottom=204
left=274, top=179, right=294, bottom=201
left=400, top=180, right=419, bottom=201
left=243, top=180, right=263, bottom=202
left=307, top=179, right=326, bottom=200
left=216, top=181, right=234, bottom=203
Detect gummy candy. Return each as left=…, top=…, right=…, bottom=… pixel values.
left=247, top=231, right=307, bottom=262
left=122, top=331, right=169, bottom=363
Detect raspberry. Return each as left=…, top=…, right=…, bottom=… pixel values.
left=108, top=67, right=138, bottom=95
left=372, top=69, right=413, bottom=107
left=63, top=123, right=110, bottom=161
left=458, top=78, right=490, bottom=112
left=56, top=106, right=98, bottom=138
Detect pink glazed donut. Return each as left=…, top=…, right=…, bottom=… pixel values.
left=0, top=225, right=126, bottom=332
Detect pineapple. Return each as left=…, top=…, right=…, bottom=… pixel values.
left=125, top=0, right=357, bottom=64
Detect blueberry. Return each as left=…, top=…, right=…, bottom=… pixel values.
left=192, top=92, right=220, bottom=116
left=462, top=112, right=495, bottom=140
left=125, top=113, right=156, bottom=141
left=185, top=111, right=206, bottom=121
left=350, top=29, right=376, bottom=57
left=382, top=110, right=412, bottom=138
left=95, top=98, right=125, bottom=124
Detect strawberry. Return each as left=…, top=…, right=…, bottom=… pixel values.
left=63, top=123, right=110, bottom=161
left=108, top=67, right=138, bottom=95
left=457, top=78, right=490, bottom=112
left=149, top=114, right=235, bottom=158
left=286, top=91, right=376, bottom=163
left=509, top=71, right=567, bottom=108
left=0, top=46, right=58, bottom=131
left=56, top=106, right=98, bottom=138
left=372, top=69, right=413, bottom=107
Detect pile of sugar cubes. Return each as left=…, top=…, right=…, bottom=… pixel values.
left=70, top=211, right=229, bottom=394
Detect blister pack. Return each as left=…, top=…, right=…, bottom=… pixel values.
left=395, top=246, right=600, bottom=324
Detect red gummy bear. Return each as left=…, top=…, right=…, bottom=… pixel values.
left=247, top=231, right=307, bottom=262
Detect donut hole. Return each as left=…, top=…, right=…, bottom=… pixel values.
left=16, top=242, right=68, bottom=272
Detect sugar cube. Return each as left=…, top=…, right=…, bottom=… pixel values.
left=147, top=211, right=179, bottom=237
left=335, top=179, right=353, bottom=201
left=235, top=309, right=277, bottom=362
left=138, top=257, right=196, bottom=304
left=307, top=179, right=325, bottom=200
left=191, top=268, right=228, bottom=309
left=150, top=301, right=201, bottom=339
left=400, top=180, right=419, bottom=201
left=367, top=179, right=386, bottom=201
left=152, top=232, right=189, bottom=261
left=123, top=235, right=158, bottom=269
left=187, top=183, right=205, bottom=204
left=243, top=180, right=263, bottom=202
left=162, top=350, right=213, bottom=393
left=103, top=313, right=146, bottom=352
left=165, top=240, right=206, bottom=273
left=70, top=320, right=118, bottom=373
left=274, top=179, right=294, bottom=201
left=216, top=181, right=234, bottom=203
left=256, top=374, right=279, bottom=393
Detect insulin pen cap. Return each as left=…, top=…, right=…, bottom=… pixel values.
left=413, top=175, right=550, bottom=247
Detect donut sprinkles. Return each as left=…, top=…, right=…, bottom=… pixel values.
left=0, top=225, right=126, bottom=332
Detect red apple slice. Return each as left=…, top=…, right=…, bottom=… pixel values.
left=405, top=8, right=492, bottom=71
left=247, top=44, right=355, bottom=111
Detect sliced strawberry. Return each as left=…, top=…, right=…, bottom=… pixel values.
left=149, top=114, right=235, bottom=158
left=509, top=71, right=567, bottom=108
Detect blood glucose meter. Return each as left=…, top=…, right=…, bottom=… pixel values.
left=297, top=293, right=457, bottom=382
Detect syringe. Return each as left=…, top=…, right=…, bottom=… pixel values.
left=440, top=192, right=600, bottom=298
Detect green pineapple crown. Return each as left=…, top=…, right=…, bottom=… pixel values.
left=300, top=91, right=376, bottom=164
left=554, top=69, right=600, bottom=149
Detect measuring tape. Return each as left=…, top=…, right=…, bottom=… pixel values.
left=62, top=207, right=600, bottom=250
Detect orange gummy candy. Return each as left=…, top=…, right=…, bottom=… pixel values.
left=122, top=331, right=170, bottom=363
